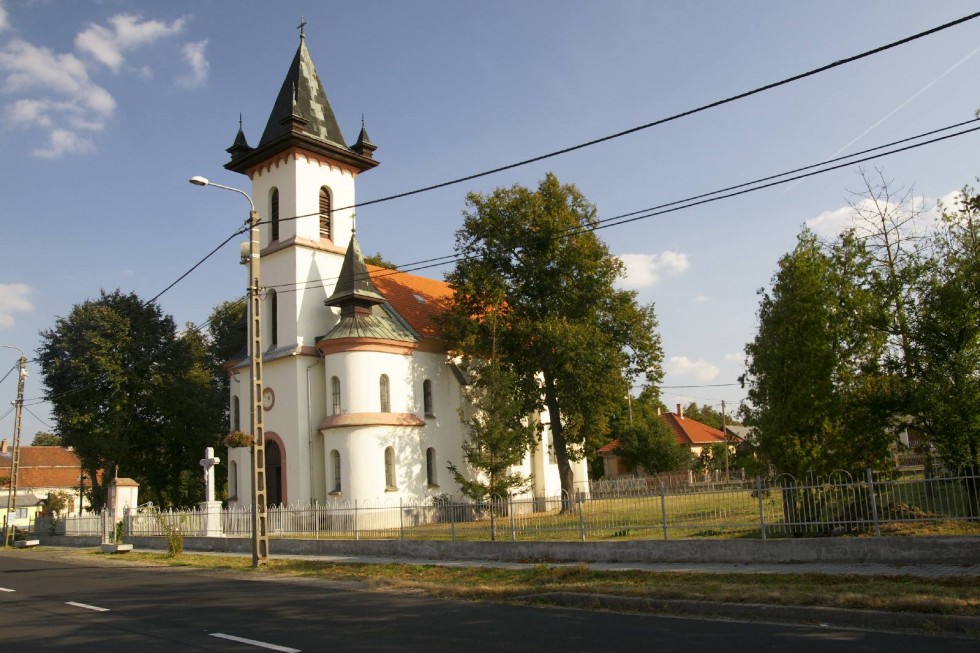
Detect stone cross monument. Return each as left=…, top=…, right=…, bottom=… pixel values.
left=199, top=446, right=224, bottom=537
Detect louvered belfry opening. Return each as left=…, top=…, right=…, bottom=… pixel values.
left=319, top=186, right=331, bottom=240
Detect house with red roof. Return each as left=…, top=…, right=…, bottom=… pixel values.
left=597, top=404, right=738, bottom=479
left=219, top=31, right=585, bottom=510
left=1, top=442, right=90, bottom=526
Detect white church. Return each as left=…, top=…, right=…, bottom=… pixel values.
left=221, top=30, right=587, bottom=508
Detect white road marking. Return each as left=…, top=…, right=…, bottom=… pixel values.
left=0, top=588, right=15, bottom=592
left=66, top=601, right=109, bottom=612
left=210, top=633, right=301, bottom=652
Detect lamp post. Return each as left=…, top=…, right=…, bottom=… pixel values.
left=189, top=176, right=270, bottom=567
left=1, top=345, right=27, bottom=548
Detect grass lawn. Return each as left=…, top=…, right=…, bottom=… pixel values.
left=88, top=550, right=980, bottom=617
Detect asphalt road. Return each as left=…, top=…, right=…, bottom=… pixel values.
left=0, top=552, right=974, bottom=652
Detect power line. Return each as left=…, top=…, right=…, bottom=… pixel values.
left=264, top=117, right=980, bottom=296
left=265, top=10, right=980, bottom=224
left=22, top=405, right=53, bottom=431
left=145, top=225, right=248, bottom=306
left=0, top=362, right=18, bottom=387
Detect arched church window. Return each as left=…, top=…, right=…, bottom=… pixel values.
left=422, top=379, right=433, bottom=417
left=269, top=289, right=278, bottom=348
left=319, top=186, right=332, bottom=240
left=271, top=188, right=280, bottom=241
left=229, top=460, right=238, bottom=499
left=330, top=450, right=341, bottom=493
left=380, top=374, right=391, bottom=413
left=331, top=376, right=341, bottom=415
left=384, top=446, right=396, bottom=490
left=426, top=447, right=437, bottom=487
left=232, top=396, right=241, bottom=431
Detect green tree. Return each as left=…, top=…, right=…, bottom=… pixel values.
left=444, top=174, right=664, bottom=506
left=447, top=355, right=537, bottom=501
left=682, top=402, right=725, bottom=430
left=741, top=229, right=893, bottom=479
left=202, top=298, right=247, bottom=429
left=363, top=252, right=398, bottom=269
left=910, top=186, right=980, bottom=483
left=31, top=432, right=62, bottom=446
left=37, top=290, right=224, bottom=509
left=614, top=419, right=690, bottom=476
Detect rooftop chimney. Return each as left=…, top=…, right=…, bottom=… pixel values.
left=677, top=403, right=684, bottom=419
left=0, top=439, right=7, bottom=454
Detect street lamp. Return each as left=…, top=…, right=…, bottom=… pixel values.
left=189, top=176, right=270, bottom=567
left=1, top=345, right=27, bottom=548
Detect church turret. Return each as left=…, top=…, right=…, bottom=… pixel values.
left=225, top=115, right=253, bottom=161
left=350, top=118, right=377, bottom=160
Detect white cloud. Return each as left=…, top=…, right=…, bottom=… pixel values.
left=805, top=193, right=956, bottom=240
left=177, top=39, right=208, bottom=88
left=617, top=250, right=689, bottom=289
left=665, top=356, right=720, bottom=382
left=76, top=14, right=187, bottom=73
left=0, top=39, right=115, bottom=115
left=692, top=294, right=709, bottom=303
left=33, top=128, right=95, bottom=159
left=0, top=2, right=9, bottom=33
left=723, top=352, right=744, bottom=363
left=0, top=283, right=33, bottom=328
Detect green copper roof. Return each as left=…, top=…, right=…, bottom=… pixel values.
left=258, top=36, right=347, bottom=150
left=321, top=307, right=417, bottom=342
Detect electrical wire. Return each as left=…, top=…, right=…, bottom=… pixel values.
left=264, top=118, right=980, bottom=296
left=144, top=225, right=249, bottom=306
left=263, top=10, right=980, bottom=225
left=22, top=405, right=53, bottom=431
left=0, top=362, right=18, bottom=387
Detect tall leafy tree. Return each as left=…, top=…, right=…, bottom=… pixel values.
left=31, top=432, right=62, bottom=446
left=910, top=187, right=980, bottom=486
left=741, top=229, right=893, bottom=478
left=203, top=298, right=247, bottom=430
left=444, top=174, right=664, bottom=505
left=37, top=290, right=224, bottom=509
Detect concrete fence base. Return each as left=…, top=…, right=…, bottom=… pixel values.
left=36, top=533, right=979, bottom=565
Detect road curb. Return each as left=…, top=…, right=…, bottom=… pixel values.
left=522, top=592, right=980, bottom=637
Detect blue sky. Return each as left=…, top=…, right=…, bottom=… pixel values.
left=2, top=1, right=980, bottom=440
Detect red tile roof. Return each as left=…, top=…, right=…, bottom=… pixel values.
left=0, top=447, right=84, bottom=489
left=597, top=413, right=734, bottom=454
left=368, top=265, right=452, bottom=340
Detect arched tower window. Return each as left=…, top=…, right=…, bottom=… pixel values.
left=319, top=186, right=332, bottom=240
left=331, top=376, right=341, bottom=415
left=422, top=379, right=433, bottom=417
left=232, top=396, right=241, bottom=431
left=379, top=374, right=391, bottom=413
left=384, top=446, right=396, bottom=490
left=229, top=460, right=238, bottom=499
left=330, top=449, right=341, bottom=493
left=269, top=289, right=278, bottom=348
left=426, top=447, right=437, bottom=487
left=270, top=188, right=280, bottom=241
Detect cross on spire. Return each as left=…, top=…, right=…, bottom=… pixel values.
left=298, top=16, right=307, bottom=39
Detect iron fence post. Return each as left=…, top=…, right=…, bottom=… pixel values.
left=399, top=497, right=405, bottom=542
left=450, top=497, right=456, bottom=544
left=757, top=476, right=766, bottom=540
left=660, top=481, right=668, bottom=541
left=354, top=499, right=359, bottom=542
left=866, top=469, right=881, bottom=536
left=577, top=490, right=586, bottom=542
left=510, top=495, right=516, bottom=542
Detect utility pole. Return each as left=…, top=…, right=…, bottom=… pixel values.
left=2, top=352, right=27, bottom=547
left=189, top=176, right=269, bottom=566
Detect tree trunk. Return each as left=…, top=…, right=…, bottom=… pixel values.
left=543, top=373, right=575, bottom=513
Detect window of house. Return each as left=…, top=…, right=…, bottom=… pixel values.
left=319, top=186, right=332, bottom=240
left=423, top=379, right=434, bottom=417
left=232, top=396, right=241, bottom=431
left=271, top=188, right=280, bottom=241
left=384, top=446, right=396, bottom=489
left=331, top=376, right=341, bottom=415
left=330, top=450, right=341, bottom=493
left=426, top=447, right=437, bottom=487
left=229, top=460, right=238, bottom=499
left=379, top=374, right=390, bottom=413
left=269, top=290, right=278, bottom=347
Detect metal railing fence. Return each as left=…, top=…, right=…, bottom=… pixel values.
left=39, top=469, right=980, bottom=543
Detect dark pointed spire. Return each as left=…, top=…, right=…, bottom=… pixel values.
left=351, top=114, right=377, bottom=159
left=258, top=35, right=345, bottom=148
left=226, top=114, right=253, bottom=159
left=325, top=233, right=386, bottom=314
